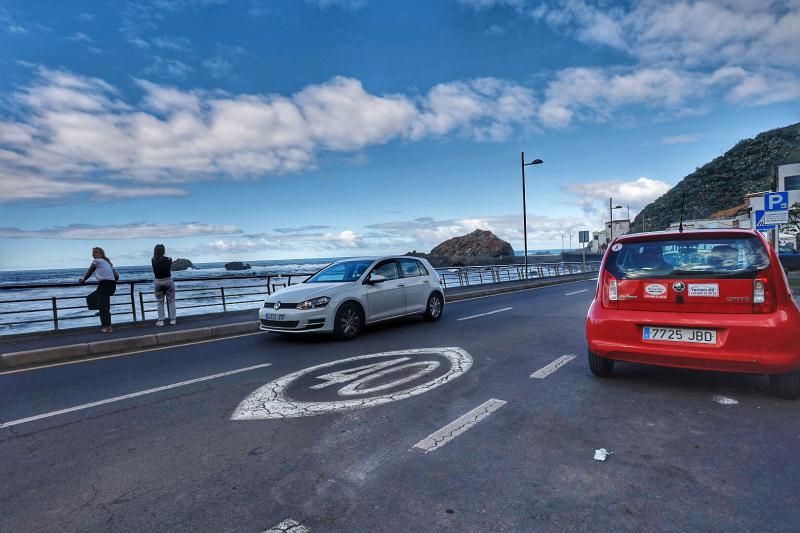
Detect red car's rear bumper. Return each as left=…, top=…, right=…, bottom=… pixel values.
left=586, top=301, right=800, bottom=374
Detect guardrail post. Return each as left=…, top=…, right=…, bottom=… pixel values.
left=266, top=276, right=272, bottom=295
left=51, top=297, right=59, bottom=331
left=221, top=287, right=227, bottom=312
left=139, top=291, right=146, bottom=321
left=129, top=282, right=137, bottom=323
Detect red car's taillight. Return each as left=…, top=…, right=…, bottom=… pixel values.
left=601, top=271, right=619, bottom=309
left=753, top=277, right=777, bottom=313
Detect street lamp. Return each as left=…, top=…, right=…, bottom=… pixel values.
left=521, top=152, right=543, bottom=277
left=609, top=198, right=623, bottom=241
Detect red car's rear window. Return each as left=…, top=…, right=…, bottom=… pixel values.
left=606, top=236, right=770, bottom=280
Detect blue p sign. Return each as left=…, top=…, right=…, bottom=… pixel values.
left=765, top=192, right=788, bottom=211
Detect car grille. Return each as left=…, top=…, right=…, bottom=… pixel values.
left=263, top=302, right=299, bottom=309
left=260, top=319, right=300, bottom=329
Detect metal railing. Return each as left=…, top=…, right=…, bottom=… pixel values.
left=435, top=261, right=600, bottom=289
left=0, top=274, right=311, bottom=336
left=0, top=262, right=600, bottom=335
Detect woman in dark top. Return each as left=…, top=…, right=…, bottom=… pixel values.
left=151, top=244, right=176, bottom=326
left=79, top=247, right=118, bottom=333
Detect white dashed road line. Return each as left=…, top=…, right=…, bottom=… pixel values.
left=0, top=363, right=272, bottom=429
left=564, top=289, right=589, bottom=296
left=264, top=518, right=309, bottom=533
left=413, top=398, right=507, bottom=453
left=530, top=354, right=577, bottom=379
left=457, top=307, right=513, bottom=321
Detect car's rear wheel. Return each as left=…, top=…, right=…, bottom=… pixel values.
left=334, top=302, right=363, bottom=340
left=588, top=349, right=615, bottom=377
left=768, top=369, right=800, bottom=399
left=423, top=292, right=444, bottom=321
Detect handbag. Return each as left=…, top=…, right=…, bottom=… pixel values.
left=86, top=290, right=99, bottom=310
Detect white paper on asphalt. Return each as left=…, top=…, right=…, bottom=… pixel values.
left=231, top=347, right=473, bottom=420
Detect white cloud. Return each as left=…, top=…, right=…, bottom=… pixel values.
left=0, top=222, right=239, bottom=240
left=309, top=0, right=367, bottom=9
left=457, top=0, right=525, bottom=10
left=562, top=176, right=672, bottom=223
left=531, top=0, right=800, bottom=69
left=539, top=67, right=701, bottom=127
left=366, top=214, right=592, bottom=253
left=0, top=69, right=542, bottom=203
left=66, top=32, right=94, bottom=44
left=661, top=133, right=702, bottom=144
left=0, top=58, right=795, bottom=204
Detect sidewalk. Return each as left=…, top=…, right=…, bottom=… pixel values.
left=0, top=272, right=596, bottom=370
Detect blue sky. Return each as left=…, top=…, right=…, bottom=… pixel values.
left=0, top=0, right=798, bottom=269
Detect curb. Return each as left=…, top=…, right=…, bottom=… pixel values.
left=0, top=273, right=595, bottom=371
left=0, top=323, right=260, bottom=371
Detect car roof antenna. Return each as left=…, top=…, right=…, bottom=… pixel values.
left=678, top=192, right=686, bottom=233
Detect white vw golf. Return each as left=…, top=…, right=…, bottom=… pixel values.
left=258, top=256, right=444, bottom=339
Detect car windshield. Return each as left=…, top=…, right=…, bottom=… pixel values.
left=606, top=236, right=770, bottom=279
left=305, top=260, right=374, bottom=283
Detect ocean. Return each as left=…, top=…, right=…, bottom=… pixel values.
left=0, top=252, right=576, bottom=336
left=0, top=258, right=336, bottom=336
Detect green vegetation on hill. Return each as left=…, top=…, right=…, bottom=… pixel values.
left=632, top=122, right=800, bottom=232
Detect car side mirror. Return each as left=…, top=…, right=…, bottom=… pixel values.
left=367, top=273, right=387, bottom=284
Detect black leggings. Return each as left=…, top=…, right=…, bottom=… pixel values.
left=97, top=280, right=117, bottom=327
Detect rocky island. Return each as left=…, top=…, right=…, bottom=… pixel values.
left=172, top=258, right=194, bottom=271
left=225, top=261, right=252, bottom=271
left=407, top=229, right=515, bottom=267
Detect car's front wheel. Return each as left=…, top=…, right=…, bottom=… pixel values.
left=423, top=292, right=444, bottom=321
left=588, top=349, right=614, bottom=377
left=334, top=302, right=364, bottom=340
left=769, top=368, right=800, bottom=399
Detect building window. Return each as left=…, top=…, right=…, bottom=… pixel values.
left=785, top=175, right=800, bottom=191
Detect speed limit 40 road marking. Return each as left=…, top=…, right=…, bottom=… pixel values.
left=231, top=347, right=473, bottom=420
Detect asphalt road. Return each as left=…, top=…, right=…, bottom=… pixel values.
left=2, top=278, right=799, bottom=532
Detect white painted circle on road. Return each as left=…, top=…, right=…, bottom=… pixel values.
left=231, top=347, right=473, bottom=420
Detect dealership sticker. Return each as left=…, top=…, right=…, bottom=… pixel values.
left=644, top=284, right=667, bottom=298
left=611, top=243, right=622, bottom=252
left=688, top=283, right=719, bottom=297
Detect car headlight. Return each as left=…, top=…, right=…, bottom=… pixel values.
left=297, top=296, right=331, bottom=310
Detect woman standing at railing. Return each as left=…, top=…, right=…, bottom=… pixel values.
left=79, top=247, right=118, bottom=333
left=152, top=244, right=176, bottom=326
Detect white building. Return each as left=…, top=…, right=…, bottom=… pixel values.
left=587, top=219, right=631, bottom=252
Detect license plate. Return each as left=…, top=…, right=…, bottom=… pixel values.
left=266, top=313, right=284, bottom=321
left=643, top=326, right=716, bottom=344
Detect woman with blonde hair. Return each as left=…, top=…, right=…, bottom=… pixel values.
left=151, top=243, right=176, bottom=326
left=79, top=247, right=118, bottom=333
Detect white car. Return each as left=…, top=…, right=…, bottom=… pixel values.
left=258, top=256, right=444, bottom=339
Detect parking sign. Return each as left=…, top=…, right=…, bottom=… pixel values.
left=765, top=192, right=789, bottom=211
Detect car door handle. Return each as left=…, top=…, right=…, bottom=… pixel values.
left=398, top=284, right=405, bottom=287
left=423, top=280, right=430, bottom=284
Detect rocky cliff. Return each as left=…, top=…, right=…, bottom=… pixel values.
left=633, top=122, right=800, bottom=232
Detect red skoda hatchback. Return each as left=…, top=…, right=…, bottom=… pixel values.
left=586, top=229, right=800, bottom=398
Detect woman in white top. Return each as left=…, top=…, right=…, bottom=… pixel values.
left=79, top=247, right=118, bottom=332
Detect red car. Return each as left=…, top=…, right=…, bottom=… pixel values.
left=586, top=229, right=800, bottom=398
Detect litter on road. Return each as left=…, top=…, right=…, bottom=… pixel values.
left=594, top=448, right=612, bottom=461
left=713, top=395, right=739, bottom=405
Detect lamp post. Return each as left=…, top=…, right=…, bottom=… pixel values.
left=521, top=152, right=543, bottom=277
left=609, top=198, right=623, bottom=241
